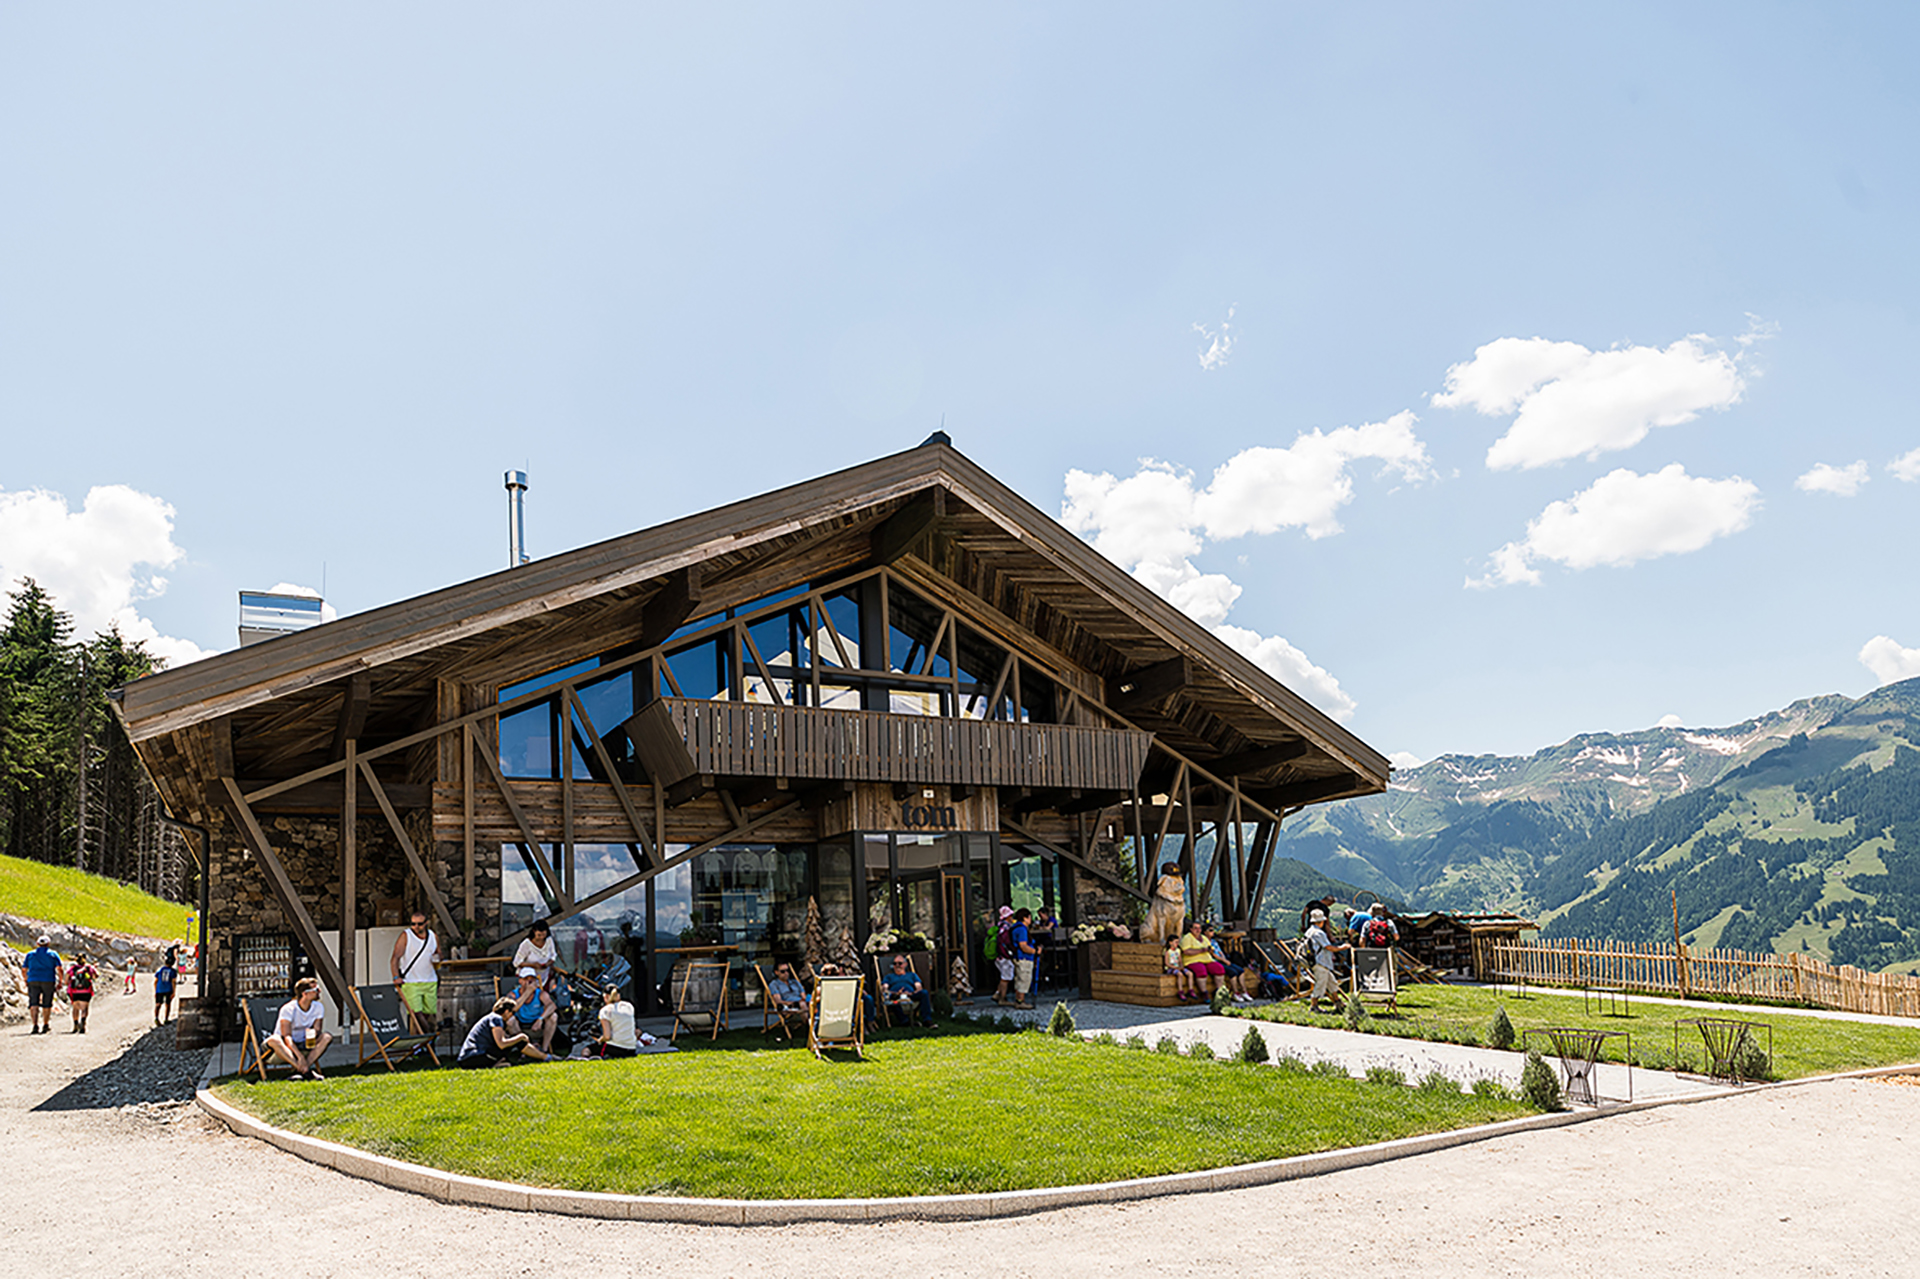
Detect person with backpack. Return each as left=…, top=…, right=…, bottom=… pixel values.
left=990, top=906, right=1015, bottom=1005
left=1361, top=902, right=1399, bottom=949
left=66, top=953, right=97, bottom=1033
left=22, top=936, right=60, bottom=1035
left=154, top=950, right=180, bottom=1026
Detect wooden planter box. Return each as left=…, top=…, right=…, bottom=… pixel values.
left=1076, top=940, right=1113, bottom=1001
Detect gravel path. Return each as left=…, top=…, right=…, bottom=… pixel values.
left=6, top=981, right=1919, bottom=1276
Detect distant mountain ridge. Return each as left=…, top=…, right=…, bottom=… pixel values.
left=1277, top=678, right=1920, bottom=971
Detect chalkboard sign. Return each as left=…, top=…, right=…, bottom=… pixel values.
left=1351, top=948, right=1397, bottom=999
left=356, top=986, right=407, bottom=1038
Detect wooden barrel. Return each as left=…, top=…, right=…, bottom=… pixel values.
left=173, top=996, right=219, bottom=1049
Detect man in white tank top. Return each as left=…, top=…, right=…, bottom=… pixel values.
left=390, top=912, right=441, bottom=1035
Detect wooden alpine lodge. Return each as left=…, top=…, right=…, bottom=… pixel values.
left=111, top=436, right=1389, bottom=1026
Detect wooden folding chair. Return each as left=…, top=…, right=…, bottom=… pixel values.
left=754, top=963, right=808, bottom=1040
left=808, top=974, right=866, bottom=1060
left=670, top=960, right=731, bottom=1043
left=349, top=984, right=443, bottom=1070
left=236, top=996, right=298, bottom=1082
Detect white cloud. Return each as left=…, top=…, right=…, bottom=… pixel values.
left=1193, top=305, right=1235, bottom=371
left=1061, top=423, right=1431, bottom=722
left=1387, top=750, right=1424, bottom=771
left=1860, top=636, right=1920, bottom=685
left=1795, top=461, right=1869, bottom=496
left=1656, top=713, right=1684, bottom=728
left=1469, top=464, right=1761, bottom=588
left=0, top=484, right=214, bottom=669
left=1433, top=335, right=1745, bottom=471
left=1888, top=447, right=1920, bottom=483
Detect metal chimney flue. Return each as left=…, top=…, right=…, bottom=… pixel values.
left=504, top=469, right=529, bottom=567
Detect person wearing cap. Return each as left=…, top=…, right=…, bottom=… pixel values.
left=390, top=910, right=442, bottom=1037
left=991, top=906, right=1016, bottom=1005
left=266, top=977, right=333, bottom=1079
left=1361, top=902, right=1399, bottom=948
left=510, top=965, right=558, bottom=1056
left=1304, top=909, right=1348, bottom=1013
left=23, top=935, right=61, bottom=1035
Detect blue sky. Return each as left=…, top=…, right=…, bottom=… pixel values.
left=4, top=4, right=1918, bottom=764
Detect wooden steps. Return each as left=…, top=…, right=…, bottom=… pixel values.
left=1089, top=941, right=1183, bottom=1008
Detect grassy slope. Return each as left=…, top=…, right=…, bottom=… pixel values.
left=215, top=1030, right=1528, bottom=1199
left=0, top=853, right=189, bottom=942
left=1232, top=985, right=1920, bottom=1078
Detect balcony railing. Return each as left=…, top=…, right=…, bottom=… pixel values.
left=628, top=698, right=1153, bottom=793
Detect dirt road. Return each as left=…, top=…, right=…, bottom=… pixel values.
left=5, top=982, right=1917, bottom=1277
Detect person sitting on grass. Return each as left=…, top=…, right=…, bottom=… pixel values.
left=596, top=983, right=638, bottom=1059
left=882, top=954, right=936, bottom=1027
left=457, top=996, right=550, bottom=1069
left=1164, top=934, right=1195, bottom=1002
left=265, top=977, right=333, bottom=1080
left=768, top=962, right=808, bottom=1015
left=510, top=966, right=559, bottom=1057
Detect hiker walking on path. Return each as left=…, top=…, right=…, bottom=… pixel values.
left=66, top=953, right=97, bottom=1033
left=1304, top=909, right=1348, bottom=1014
left=154, top=950, right=179, bottom=1026
left=23, top=935, right=60, bottom=1035
left=390, top=912, right=442, bottom=1036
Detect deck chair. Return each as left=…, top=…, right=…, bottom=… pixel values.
left=670, top=960, right=730, bottom=1043
left=754, top=963, right=808, bottom=1040
left=236, top=995, right=299, bottom=1082
left=349, top=984, right=442, bottom=1071
left=808, top=974, right=865, bottom=1060
left=1267, top=937, right=1319, bottom=1003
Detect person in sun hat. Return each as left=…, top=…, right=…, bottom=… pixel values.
left=1304, top=909, right=1348, bottom=1013
left=991, top=906, right=1016, bottom=1004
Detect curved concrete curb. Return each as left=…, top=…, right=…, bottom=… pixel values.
left=195, top=1062, right=1918, bottom=1224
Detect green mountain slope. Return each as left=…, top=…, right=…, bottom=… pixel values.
left=1276, top=678, right=1920, bottom=969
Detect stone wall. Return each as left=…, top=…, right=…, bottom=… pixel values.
left=1073, top=837, right=1136, bottom=927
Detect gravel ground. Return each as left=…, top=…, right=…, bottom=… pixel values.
left=7, top=979, right=1920, bottom=1277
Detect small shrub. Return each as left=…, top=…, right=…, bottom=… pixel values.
left=931, top=991, right=955, bottom=1018
left=1091, top=1031, right=1118, bottom=1047
left=1520, top=1048, right=1563, bottom=1111
left=1417, top=1069, right=1461, bottom=1095
left=1310, top=1057, right=1349, bottom=1079
left=1237, top=1025, right=1270, bottom=1065
left=1047, top=1002, right=1077, bottom=1038
left=1188, top=1040, right=1216, bottom=1061
left=1488, top=1006, right=1516, bottom=1051
left=1155, top=1035, right=1181, bottom=1056
left=1274, top=1053, right=1310, bottom=1074
left=1125, top=1033, right=1148, bottom=1052
left=1210, top=986, right=1233, bottom=1015
left=1343, top=993, right=1365, bottom=1032
left=1731, top=1036, right=1772, bottom=1082
left=1364, top=1065, right=1407, bottom=1087
left=1471, top=1076, right=1515, bottom=1101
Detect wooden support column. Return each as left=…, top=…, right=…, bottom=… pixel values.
left=360, top=760, right=460, bottom=942
left=221, top=776, right=351, bottom=1007
left=341, top=737, right=356, bottom=985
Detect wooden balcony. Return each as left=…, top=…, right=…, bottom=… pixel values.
left=627, top=698, right=1153, bottom=793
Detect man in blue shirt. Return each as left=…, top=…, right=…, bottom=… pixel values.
left=1011, top=908, right=1040, bottom=1010
left=23, top=935, right=61, bottom=1035
left=882, top=954, right=936, bottom=1027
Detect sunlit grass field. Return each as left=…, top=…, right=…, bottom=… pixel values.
left=216, top=1029, right=1530, bottom=1199
left=0, top=853, right=189, bottom=943
left=1231, top=983, right=1920, bottom=1077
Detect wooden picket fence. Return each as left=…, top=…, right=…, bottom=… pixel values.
left=1486, top=936, right=1920, bottom=1019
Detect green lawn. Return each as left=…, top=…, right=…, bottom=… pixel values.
left=214, top=1029, right=1530, bottom=1199
left=0, top=853, right=190, bottom=942
left=1231, top=984, right=1920, bottom=1078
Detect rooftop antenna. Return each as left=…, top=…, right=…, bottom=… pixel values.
left=504, top=469, right=530, bottom=567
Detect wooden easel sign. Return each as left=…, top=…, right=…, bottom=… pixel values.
left=1351, top=948, right=1398, bottom=1010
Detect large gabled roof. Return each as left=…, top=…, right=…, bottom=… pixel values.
left=116, top=438, right=1390, bottom=811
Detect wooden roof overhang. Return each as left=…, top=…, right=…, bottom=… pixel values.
left=115, top=439, right=1388, bottom=831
